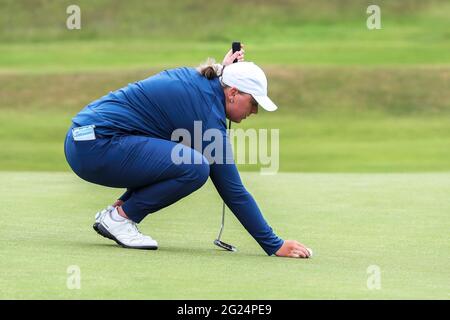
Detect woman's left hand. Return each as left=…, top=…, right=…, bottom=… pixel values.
left=222, top=44, right=245, bottom=66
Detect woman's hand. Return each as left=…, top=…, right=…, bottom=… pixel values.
left=222, top=44, right=245, bottom=66
left=275, top=240, right=312, bottom=258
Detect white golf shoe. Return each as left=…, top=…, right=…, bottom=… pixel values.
left=93, top=206, right=115, bottom=239
left=94, top=205, right=115, bottom=224
left=93, top=207, right=158, bottom=250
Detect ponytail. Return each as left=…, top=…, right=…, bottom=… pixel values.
left=196, top=58, right=224, bottom=80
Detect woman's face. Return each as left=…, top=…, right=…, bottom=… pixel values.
left=224, top=87, right=259, bottom=123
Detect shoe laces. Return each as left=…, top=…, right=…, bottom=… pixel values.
left=126, top=219, right=142, bottom=235
left=127, top=220, right=152, bottom=240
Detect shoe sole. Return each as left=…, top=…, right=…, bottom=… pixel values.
left=95, top=223, right=158, bottom=250
left=93, top=222, right=114, bottom=240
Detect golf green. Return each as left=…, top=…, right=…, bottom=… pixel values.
left=1, top=171, right=448, bottom=299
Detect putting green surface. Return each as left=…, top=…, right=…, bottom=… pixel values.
left=1, top=171, right=448, bottom=299
left=1, top=0, right=449, bottom=300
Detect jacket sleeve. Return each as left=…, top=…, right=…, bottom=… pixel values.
left=208, top=131, right=284, bottom=255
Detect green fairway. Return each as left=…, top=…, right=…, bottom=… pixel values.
left=2, top=39, right=449, bottom=74
left=1, top=0, right=448, bottom=173
left=2, top=110, right=450, bottom=173
left=1, top=0, right=449, bottom=73
left=0, top=171, right=448, bottom=299
left=1, top=0, right=449, bottom=300
left=1, top=67, right=449, bottom=172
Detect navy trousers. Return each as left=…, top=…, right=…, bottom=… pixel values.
left=64, top=128, right=210, bottom=223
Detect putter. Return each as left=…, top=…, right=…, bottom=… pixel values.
left=214, top=43, right=241, bottom=252
left=214, top=202, right=237, bottom=252
left=214, top=118, right=237, bottom=252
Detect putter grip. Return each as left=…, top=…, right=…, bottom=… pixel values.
left=232, top=41, right=241, bottom=63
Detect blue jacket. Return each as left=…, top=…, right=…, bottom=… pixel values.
left=72, top=67, right=284, bottom=255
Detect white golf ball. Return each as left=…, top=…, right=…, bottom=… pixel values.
left=306, top=247, right=313, bottom=258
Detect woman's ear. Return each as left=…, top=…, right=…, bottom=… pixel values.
left=229, top=87, right=239, bottom=97
left=228, top=87, right=239, bottom=103
left=225, top=87, right=237, bottom=103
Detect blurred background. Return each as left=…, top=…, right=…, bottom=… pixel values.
left=0, top=0, right=449, bottom=172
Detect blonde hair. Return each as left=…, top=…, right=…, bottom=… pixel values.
left=196, top=58, right=223, bottom=80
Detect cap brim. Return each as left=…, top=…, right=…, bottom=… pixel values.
left=253, top=95, right=278, bottom=112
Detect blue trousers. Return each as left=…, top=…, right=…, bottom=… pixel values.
left=64, top=128, right=210, bottom=223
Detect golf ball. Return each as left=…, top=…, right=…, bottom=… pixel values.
left=306, top=247, right=313, bottom=258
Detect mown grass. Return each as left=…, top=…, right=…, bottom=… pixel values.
left=1, top=0, right=449, bottom=73
left=2, top=0, right=449, bottom=43
left=1, top=0, right=449, bottom=301
left=1, top=67, right=448, bottom=172
left=1, top=171, right=449, bottom=299
left=1, top=108, right=449, bottom=172
left=2, top=40, right=449, bottom=74
left=0, top=1, right=448, bottom=172
left=2, top=67, right=448, bottom=114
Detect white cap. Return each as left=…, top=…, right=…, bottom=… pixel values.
left=220, top=62, right=278, bottom=112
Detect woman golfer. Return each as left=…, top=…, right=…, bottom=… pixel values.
left=64, top=47, right=312, bottom=258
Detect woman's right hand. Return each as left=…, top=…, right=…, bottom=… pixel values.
left=275, top=240, right=312, bottom=258
left=222, top=44, right=245, bottom=66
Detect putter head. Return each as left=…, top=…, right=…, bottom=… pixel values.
left=214, top=239, right=237, bottom=252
